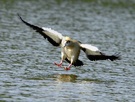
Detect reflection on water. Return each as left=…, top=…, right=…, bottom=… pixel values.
left=0, top=0, right=135, bottom=102
left=56, top=74, right=77, bottom=82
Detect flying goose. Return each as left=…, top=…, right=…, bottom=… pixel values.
left=18, top=14, right=120, bottom=70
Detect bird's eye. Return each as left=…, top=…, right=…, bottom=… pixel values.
left=64, top=40, right=71, bottom=47
left=66, top=41, right=70, bottom=44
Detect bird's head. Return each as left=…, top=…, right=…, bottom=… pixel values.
left=64, top=37, right=73, bottom=47
left=65, top=40, right=72, bottom=47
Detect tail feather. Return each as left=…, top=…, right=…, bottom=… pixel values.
left=65, top=58, right=84, bottom=66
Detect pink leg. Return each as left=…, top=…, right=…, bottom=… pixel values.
left=54, top=60, right=63, bottom=67
left=64, top=64, right=72, bottom=70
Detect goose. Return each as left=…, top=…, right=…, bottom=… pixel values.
left=18, top=14, right=120, bottom=70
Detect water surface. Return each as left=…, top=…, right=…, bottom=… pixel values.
left=0, top=0, right=135, bottom=102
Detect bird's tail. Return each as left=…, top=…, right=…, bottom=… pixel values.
left=65, top=58, right=84, bottom=66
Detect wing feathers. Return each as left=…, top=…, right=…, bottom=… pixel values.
left=81, top=44, right=101, bottom=55
left=42, top=27, right=63, bottom=46
left=18, top=14, right=63, bottom=46
left=81, top=44, right=120, bottom=61
left=87, top=53, right=120, bottom=61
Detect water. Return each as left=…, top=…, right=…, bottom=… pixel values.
left=0, top=0, right=135, bottom=102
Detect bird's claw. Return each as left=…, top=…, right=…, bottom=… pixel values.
left=64, top=67, right=70, bottom=70
left=54, top=62, right=62, bottom=67
left=54, top=62, right=71, bottom=70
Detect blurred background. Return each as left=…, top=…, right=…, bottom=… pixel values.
left=0, top=0, right=135, bottom=102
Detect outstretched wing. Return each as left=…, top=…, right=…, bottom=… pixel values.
left=18, top=14, right=63, bottom=46
left=80, top=44, right=120, bottom=61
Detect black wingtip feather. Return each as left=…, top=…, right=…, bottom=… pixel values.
left=87, top=52, right=121, bottom=61
left=17, top=14, right=60, bottom=46
left=110, top=52, right=121, bottom=61
left=17, top=13, right=43, bottom=33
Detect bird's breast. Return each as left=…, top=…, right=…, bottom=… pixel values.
left=63, top=46, right=80, bottom=63
left=64, top=47, right=73, bottom=57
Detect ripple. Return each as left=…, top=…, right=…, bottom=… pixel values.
left=0, top=0, right=135, bottom=102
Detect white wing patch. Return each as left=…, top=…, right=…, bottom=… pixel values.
left=42, top=27, right=63, bottom=43
left=80, top=44, right=101, bottom=55
left=81, top=44, right=99, bottom=51
left=81, top=44, right=120, bottom=61
left=42, top=27, right=63, bottom=39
